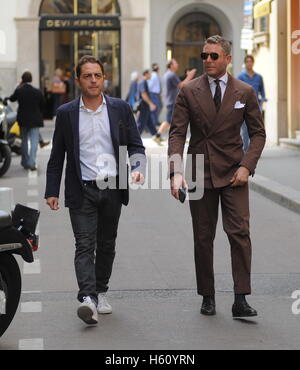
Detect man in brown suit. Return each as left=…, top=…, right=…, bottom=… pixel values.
left=168, top=35, right=266, bottom=318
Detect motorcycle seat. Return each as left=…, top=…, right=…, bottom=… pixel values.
left=0, top=210, right=12, bottom=229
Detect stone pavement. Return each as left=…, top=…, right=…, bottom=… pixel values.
left=249, top=145, right=300, bottom=214
left=0, top=123, right=299, bottom=350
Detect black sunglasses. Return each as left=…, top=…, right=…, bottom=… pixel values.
left=201, top=52, right=220, bottom=61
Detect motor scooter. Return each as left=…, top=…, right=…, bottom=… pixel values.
left=2, top=97, right=22, bottom=156
left=0, top=204, right=39, bottom=337
left=0, top=98, right=12, bottom=177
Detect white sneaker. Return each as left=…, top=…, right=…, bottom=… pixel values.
left=97, top=293, right=112, bottom=314
left=77, top=296, right=98, bottom=325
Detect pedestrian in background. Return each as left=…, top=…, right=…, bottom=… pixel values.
left=8, top=71, right=44, bottom=171
left=169, top=35, right=266, bottom=318
left=126, top=71, right=139, bottom=112
left=148, top=63, right=162, bottom=127
left=45, top=56, right=146, bottom=326
left=51, top=68, right=66, bottom=119
left=158, top=59, right=196, bottom=139
left=137, top=69, right=162, bottom=145
left=238, top=55, right=267, bottom=152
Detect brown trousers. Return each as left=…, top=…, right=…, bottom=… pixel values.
left=189, top=184, right=252, bottom=296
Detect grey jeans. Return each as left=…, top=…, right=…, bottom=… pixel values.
left=69, top=183, right=122, bottom=303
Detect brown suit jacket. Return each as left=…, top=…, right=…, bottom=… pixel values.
left=168, top=73, right=266, bottom=188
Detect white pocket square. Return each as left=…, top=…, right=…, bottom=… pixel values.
left=234, top=101, right=245, bottom=109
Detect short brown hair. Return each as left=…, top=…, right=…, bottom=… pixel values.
left=76, top=55, right=104, bottom=77
left=167, top=59, right=176, bottom=69
left=22, top=71, right=32, bottom=83
left=244, top=55, right=255, bottom=63
left=204, top=35, right=232, bottom=56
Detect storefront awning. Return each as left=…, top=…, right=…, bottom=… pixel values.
left=254, top=0, right=273, bottom=19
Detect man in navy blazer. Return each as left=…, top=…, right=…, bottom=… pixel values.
left=45, top=56, right=146, bottom=325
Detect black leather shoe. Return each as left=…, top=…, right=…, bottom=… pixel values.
left=201, top=296, right=216, bottom=316
left=232, top=301, right=257, bottom=318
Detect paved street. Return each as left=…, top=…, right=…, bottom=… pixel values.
left=0, top=123, right=300, bottom=350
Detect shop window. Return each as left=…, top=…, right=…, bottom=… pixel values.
left=78, top=0, right=92, bottom=14
left=254, top=16, right=269, bottom=33
left=40, top=0, right=73, bottom=14
left=40, top=0, right=120, bottom=15
left=39, top=0, right=121, bottom=117
left=97, top=0, right=119, bottom=14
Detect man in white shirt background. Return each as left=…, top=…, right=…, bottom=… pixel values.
left=148, top=63, right=162, bottom=127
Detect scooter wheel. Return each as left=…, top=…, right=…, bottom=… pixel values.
left=0, top=253, right=21, bottom=337
left=0, top=144, right=12, bottom=177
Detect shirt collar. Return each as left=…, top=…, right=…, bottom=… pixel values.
left=208, top=72, right=228, bottom=85
left=244, top=70, right=258, bottom=78
left=80, top=94, right=106, bottom=113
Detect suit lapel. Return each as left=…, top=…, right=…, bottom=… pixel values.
left=207, top=74, right=240, bottom=136
left=105, top=95, right=120, bottom=161
left=69, top=97, right=82, bottom=180
left=192, top=75, right=217, bottom=130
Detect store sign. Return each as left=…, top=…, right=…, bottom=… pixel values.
left=243, top=0, right=254, bottom=29
left=40, top=16, right=120, bottom=30
left=241, top=1, right=254, bottom=50
left=241, top=28, right=254, bottom=50
left=254, top=0, right=272, bottom=19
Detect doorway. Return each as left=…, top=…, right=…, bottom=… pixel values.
left=167, top=12, right=222, bottom=78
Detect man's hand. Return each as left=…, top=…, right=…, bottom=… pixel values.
left=187, top=69, right=197, bottom=80
left=149, top=102, right=157, bottom=112
left=131, top=172, right=145, bottom=185
left=46, top=197, right=60, bottom=210
left=171, top=173, right=188, bottom=200
left=230, top=167, right=250, bottom=187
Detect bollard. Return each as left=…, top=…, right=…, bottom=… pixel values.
left=0, top=187, right=14, bottom=215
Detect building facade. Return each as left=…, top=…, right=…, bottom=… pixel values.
left=0, top=0, right=245, bottom=100
left=287, top=0, right=300, bottom=144
left=243, top=0, right=300, bottom=146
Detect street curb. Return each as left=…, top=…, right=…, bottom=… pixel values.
left=249, top=174, right=300, bottom=214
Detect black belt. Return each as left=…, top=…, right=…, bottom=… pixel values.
left=82, top=176, right=119, bottom=187
left=82, top=180, right=98, bottom=186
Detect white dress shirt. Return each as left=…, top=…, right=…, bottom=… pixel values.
left=208, top=72, right=228, bottom=102
left=79, top=95, right=117, bottom=181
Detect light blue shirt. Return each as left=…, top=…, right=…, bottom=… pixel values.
left=237, top=70, right=266, bottom=104
left=148, top=71, right=161, bottom=94
left=79, top=95, right=117, bottom=181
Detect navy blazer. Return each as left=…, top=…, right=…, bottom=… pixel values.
left=45, top=95, right=146, bottom=208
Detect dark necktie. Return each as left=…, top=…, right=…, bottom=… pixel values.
left=214, top=79, right=222, bottom=112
